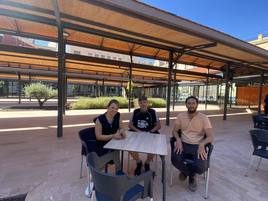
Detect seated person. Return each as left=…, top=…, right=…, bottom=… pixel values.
left=265, top=94, right=268, bottom=115
left=128, top=96, right=161, bottom=175
left=95, top=99, right=126, bottom=156
left=171, top=96, right=213, bottom=192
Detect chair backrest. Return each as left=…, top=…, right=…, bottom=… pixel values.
left=252, top=115, right=259, bottom=128
left=89, top=165, right=129, bottom=201
left=249, top=129, right=268, bottom=151
left=87, top=152, right=131, bottom=201
left=78, top=127, right=96, bottom=156
left=252, top=115, right=264, bottom=128
left=87, top=151, right=121, bottom=172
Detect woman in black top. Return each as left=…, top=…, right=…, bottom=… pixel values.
left=95, top=99, right=126, bottom=156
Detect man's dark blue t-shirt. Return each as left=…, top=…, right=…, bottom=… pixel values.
left=131, top=108, right=158, bottom=132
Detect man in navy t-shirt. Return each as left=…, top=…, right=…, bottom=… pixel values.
left=128, top=96, right=161, bottom=175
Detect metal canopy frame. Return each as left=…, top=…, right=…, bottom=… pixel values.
left=0, top=44, right=222, bottom=80
left=0, top=6, right=265, bottom=71
left=0, top=0, right=268, bottom=138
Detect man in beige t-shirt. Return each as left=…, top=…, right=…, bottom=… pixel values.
left=171, top=96, right=213, bottom=192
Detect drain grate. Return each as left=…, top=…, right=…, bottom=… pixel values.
left=0, top=194, right=27, bottom=201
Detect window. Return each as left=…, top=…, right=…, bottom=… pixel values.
left=74, top=50, right=80, bottom=55
left=95, top=54, right=99, bottom=57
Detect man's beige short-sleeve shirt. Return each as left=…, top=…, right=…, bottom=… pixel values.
left=175, top=112, right=212, bottom=144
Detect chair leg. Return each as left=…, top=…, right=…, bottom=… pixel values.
left=85, top=166, right=94, bottom=197
left=155, top=155, right=158, bottom=171
left=80, top=155, right=83, bottom=178
left=203, top=171, right=207, bottom=180
left=169, top=162, right=174, bottom=186
left=127, top=152, right=130, bottom=174
left=153, top=155, right=158, bottom=177
left=90, top=189, right=95, bottom=201
left=256, top=157, right=262, bottom=171
left=204, top=168, right=210, bottom=199
left=245, top=155, right=254, bottom=177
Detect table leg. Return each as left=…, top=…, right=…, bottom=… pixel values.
left=121, top=150, right=124, bottom=170
left=160, top=155, right=166, bottom=201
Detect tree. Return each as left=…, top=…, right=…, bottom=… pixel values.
left=24, top=82, right=57, bottom=108
left=0, top=80, right=5, bottom=89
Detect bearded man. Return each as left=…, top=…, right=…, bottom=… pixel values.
left=171, top=96, right=213, bottom=192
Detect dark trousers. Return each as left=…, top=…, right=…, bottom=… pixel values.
left=171, top=142, right=207, bottom=176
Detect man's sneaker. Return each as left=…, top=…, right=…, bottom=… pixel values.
left=144, top=163, right=150, bottom=172
left=188, top=175, right=197, bottom=192
left=134, top=161, right=142, bottom=176
left=179, top=172, right=187, bottom=181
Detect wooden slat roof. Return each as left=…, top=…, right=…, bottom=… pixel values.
left=0, top=45, right=220, bottom=85
left=0, top=0, right=267, bottom=77
left=0, top=73, right=130, bottom=86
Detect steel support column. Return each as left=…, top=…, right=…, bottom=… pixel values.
left=18, top=72, right=21, bottom=104
left=102, top=78, right=105, bottom=96
left=93, top=82, right=96, bottom=97
left=29, top=73, right=31, bottom=101
left=166, top=51, right=173, bottom=126
left=229, top=80, right=233, bottom=108
left=96, top=81, right=99, bottom=97
left=172, top=68, right=176, bottom=111
left=205, top=69, right=209, bottom=110
left=63, top=66, right=67, bottom=115
left=52, top=0, right=65, bottom=137
left=57, top=27, right=65, bottom=138
left=216, top=83, right=219, bottom=104
left=223, top=64, right=230, bottom=120
left=219, top=82, right=223, bottom=107
left=258, top=72, right=264, bottom=114
left=128, top=55, right=133, bottom=112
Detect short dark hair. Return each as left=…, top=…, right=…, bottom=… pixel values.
left=138, top=96, right=147, bottom=101
left=107, top=99, right=119, bottom=107
left=185, top=96, right=199, bottom=104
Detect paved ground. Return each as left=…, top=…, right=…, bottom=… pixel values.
left=0, top=113, right=267, bottom=201
left=1, top=99, right=265, bottom=201
left=0, top=104, right=221, bottom=119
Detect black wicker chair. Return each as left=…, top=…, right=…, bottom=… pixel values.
left=245, top=129, right=268, bottom=176
left=169, top=134, right=213, bottom=199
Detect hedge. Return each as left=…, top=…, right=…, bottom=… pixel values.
left=133, top=98, right=166, bottom=108
left=71, top=97, right=166, bottom=109
left=71, top=97, right=128, bottom=109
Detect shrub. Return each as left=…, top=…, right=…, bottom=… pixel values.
left=24, top=82, right=57, bottom=108
left=71, top=96, right=128, bottom=109
left=134, top=98, right=166, bottom=108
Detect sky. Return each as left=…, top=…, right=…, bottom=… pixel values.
left=141, top=0, right=268, bottom=41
